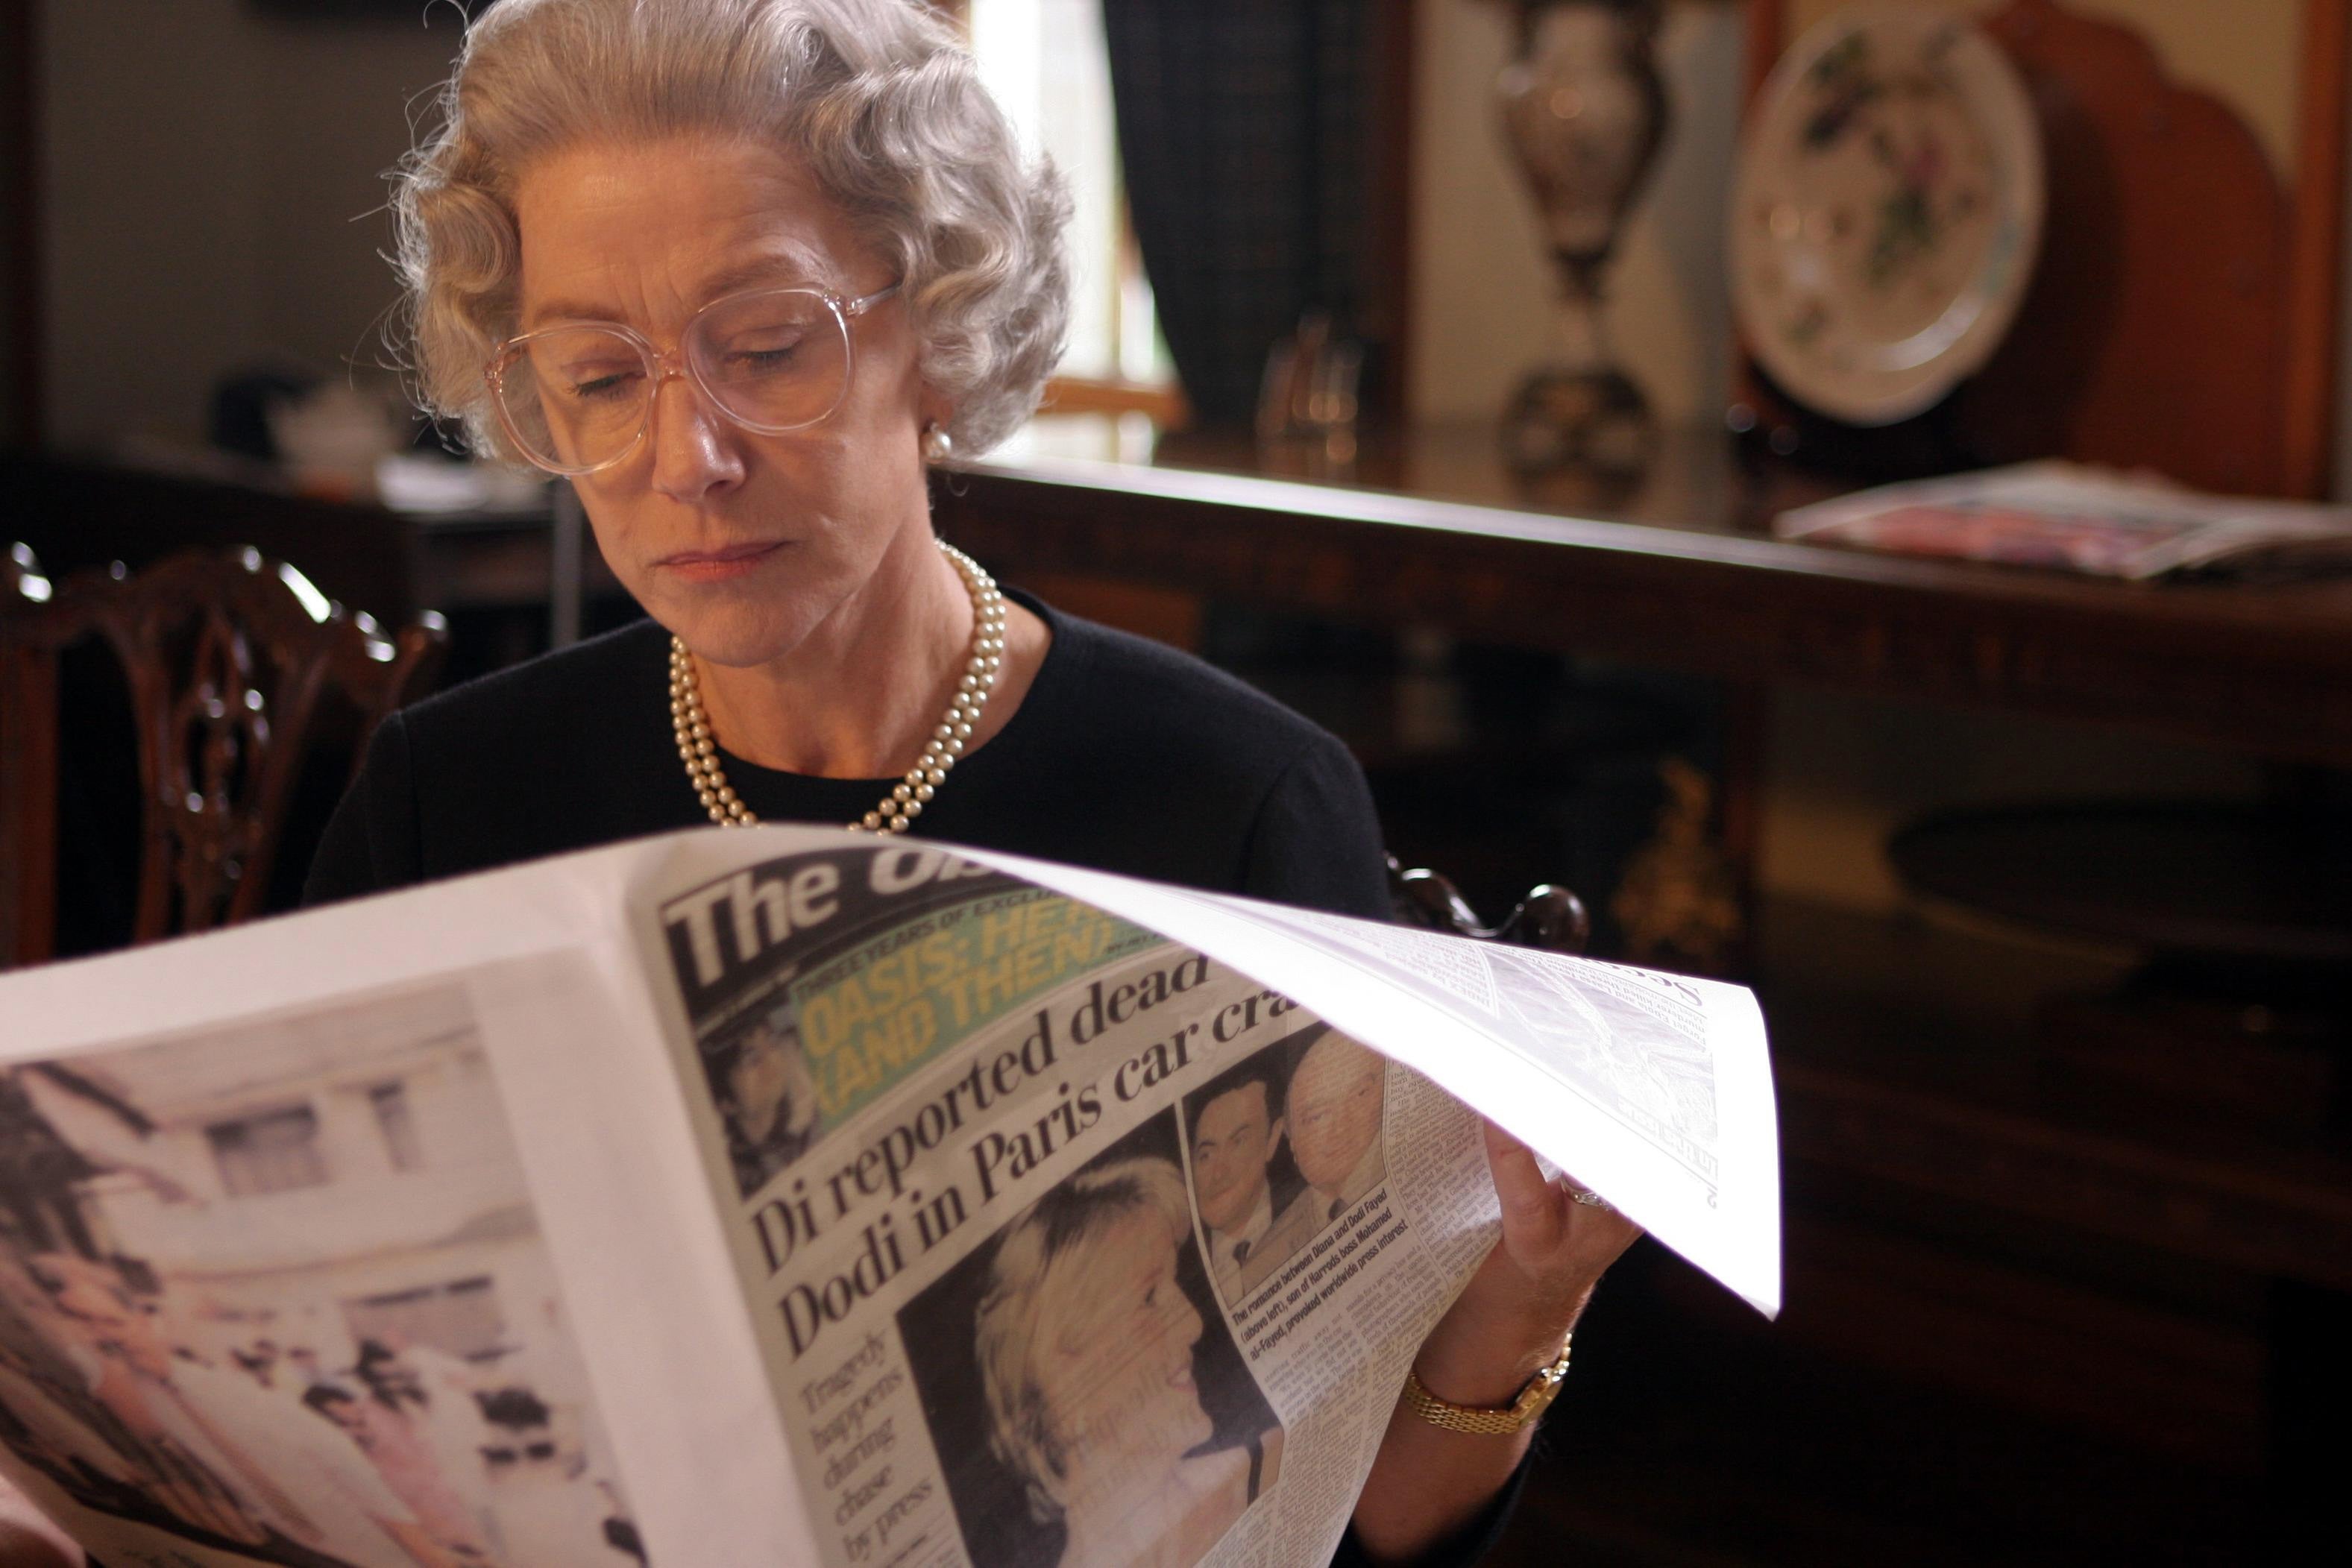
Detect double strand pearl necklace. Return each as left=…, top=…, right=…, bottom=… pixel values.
left=668, top=540, right=1006, bottom=834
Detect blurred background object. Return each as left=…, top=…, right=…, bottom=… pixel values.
left=1730, top=7, right=2046, bottom=444
left=1258, top=310, right=1367, bottom=470
left=1490, top=0, right=1670, bottom=476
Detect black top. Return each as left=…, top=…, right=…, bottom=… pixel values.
left=302, top=591, right=1526, bottom=1567
left=305, top=593, right=1389, bottom=918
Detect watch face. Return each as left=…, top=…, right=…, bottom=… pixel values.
left=1732, top=4, right=2045, bottom=425
left=1513, top=1358, right=1568, bottom=1417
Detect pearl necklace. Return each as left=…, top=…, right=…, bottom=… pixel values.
left=667, top=540, right=1006, bottom=834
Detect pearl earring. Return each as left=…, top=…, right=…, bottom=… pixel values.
left=922, top=422, right=955, bottom=463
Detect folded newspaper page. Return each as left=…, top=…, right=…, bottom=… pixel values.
left=0, top=826, right=1778, bottom=1568
left=1774, top=459, right=2352, bottom=579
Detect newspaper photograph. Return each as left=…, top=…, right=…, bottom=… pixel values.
left=0, top=983, right=639, bottom=1568
left=0, top=824, right=1780, bottom=1567
left=902, top=1111, right=1283, bottom=1568
left=1185, top=1025, right=1348, bottom=1305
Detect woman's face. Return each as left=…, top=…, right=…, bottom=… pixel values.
left=1286, top=1039, right=1383, bottom=1194
left=512, top=136, right=945, bottom=669
left=729, top=1022, right=795, bottom=1142
left=1034, top=1209, right=1211, bottom=1493
left=1190, top=1082, right=1279, bottom=1234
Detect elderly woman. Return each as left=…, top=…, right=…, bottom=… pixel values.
left=975, top=1156, right=1269, bottom=1567
left=302, top=1, right=1641, bottom=1563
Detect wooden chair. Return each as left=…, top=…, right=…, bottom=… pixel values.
left=1387, top=854, right=1591, bottom=954
left=0, top=544, right=446, bottom=968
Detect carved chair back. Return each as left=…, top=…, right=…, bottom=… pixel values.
left=0, top=544, right=445, bottom=966
left=1387, top=854, right=1590, bottom=955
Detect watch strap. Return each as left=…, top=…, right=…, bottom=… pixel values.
left=1400, top=1335, right=1572, bottom=1436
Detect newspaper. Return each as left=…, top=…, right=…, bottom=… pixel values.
left=0, top=825, right=1779, bottom=1568
left=1773, top=460, right=2352, bottom=579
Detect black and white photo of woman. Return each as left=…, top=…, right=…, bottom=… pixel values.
left=701, top=1004, right=822, bottom=1200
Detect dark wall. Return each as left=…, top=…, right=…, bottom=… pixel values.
left=1, top=0, right=36, bottom=447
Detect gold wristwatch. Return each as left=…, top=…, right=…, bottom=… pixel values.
left=1400, top=1335, right=1572, bottom=1436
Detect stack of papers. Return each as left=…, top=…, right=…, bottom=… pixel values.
left=1773, top=462, right=2352, bottom=579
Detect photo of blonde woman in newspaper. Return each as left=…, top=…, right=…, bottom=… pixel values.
left=902, top=1112, right=1282, bottom=1568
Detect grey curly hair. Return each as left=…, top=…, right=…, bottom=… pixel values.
left=392, top=0, right=1071, bottom=460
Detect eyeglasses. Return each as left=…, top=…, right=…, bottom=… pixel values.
left=485, top=282, right=902, bottom=476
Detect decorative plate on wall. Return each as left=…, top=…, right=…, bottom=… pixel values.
left=1731, top=6, right=2045, bottom=427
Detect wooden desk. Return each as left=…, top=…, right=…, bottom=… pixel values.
left=937, top=422, right=2352, bottom=768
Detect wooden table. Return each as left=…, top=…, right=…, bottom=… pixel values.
left=937, top=421, right=2352, bottom=769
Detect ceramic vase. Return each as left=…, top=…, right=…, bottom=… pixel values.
left=1494, top=0, right=1668, bottom=475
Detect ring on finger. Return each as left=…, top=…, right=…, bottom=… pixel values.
left=1566, top=1188, right=1615, bottom=1212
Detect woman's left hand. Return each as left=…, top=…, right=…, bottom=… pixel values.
left=1408, top=1118, right=1644, bottom=1411
left=1350, top=1120, right=1645, bottom=1563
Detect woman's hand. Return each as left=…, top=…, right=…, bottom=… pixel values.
left=1349, top=1119, right=1643, bottom=1564
left=1410, top=1120, right=1644, bottom=1409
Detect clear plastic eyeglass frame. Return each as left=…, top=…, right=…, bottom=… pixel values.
left=483, top=281, right=902, bottom=476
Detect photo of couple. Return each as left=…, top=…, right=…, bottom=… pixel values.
left=1182, top=1026, right=1389, bottom=1306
